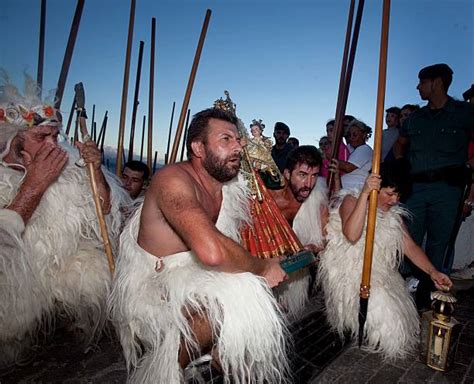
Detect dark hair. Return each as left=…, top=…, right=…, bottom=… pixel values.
left=326, top=119, right=335, bottom=127
left=288, top=137, right=299, bottom=147
left=124, top=160, right=150, bottom=180
left=273, top=121, right=290, bottom=135
left=186, top=108, right=237, bottom=158
left=401, top=104, right=420, bottom=112
left=343, top=115, right=356, bottom=122
left=285, top=145, right=323, bottom=173
left=418, top=63, right=453, bottom=93
left=385, top=106, right=401, bottom=116
left=462, top=84, right=473, bottom=102
left=379, top=159, right=412, bottom=199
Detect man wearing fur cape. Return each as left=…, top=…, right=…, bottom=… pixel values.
left=109, top=108, right=291, bottom=383
left=0, top=75, right=130, bottom=366
left=269, top=145, right=328, bottom=319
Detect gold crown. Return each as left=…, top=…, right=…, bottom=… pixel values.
left=213, top=90, right=236, bottom=115
left=250, top=119, right=265, bottom=131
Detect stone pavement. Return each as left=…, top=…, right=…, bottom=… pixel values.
left=313, top=282, right=474, bottom=384
left=0, top=284, right=473, bottom=383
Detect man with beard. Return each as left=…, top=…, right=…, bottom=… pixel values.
left=0, top=74, right=129, bottom=365
left=109, top=108, right=291, bottom=383
left=271, top=121, right=293, bottom=173
left=268, top=145, right=329, bottom=319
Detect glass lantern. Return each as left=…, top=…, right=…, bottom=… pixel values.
left=420, top=289, right=462, bottom=371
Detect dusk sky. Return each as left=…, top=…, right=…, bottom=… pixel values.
left=1, top=0, right=473, bottom=163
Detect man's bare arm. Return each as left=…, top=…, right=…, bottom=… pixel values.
left=154, top=167, right=286, bottom=287
left=7, top=144, right=68, bottom=224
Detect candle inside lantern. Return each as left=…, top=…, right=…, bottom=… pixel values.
left=433, top=328, right=443, bottom=356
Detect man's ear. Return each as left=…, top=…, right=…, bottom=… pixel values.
left=283, top=169, right=291, bottom=180
left=190, top=141, right=204, bottom=158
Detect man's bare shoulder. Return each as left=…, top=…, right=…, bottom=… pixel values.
left=149, top=162, right=196, bottom=194
left=268, top=187, right=284, bottom=200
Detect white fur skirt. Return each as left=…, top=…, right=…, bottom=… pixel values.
left=108, top=209, right=291, bottom=383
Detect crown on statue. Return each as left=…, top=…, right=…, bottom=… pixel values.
left=250, top=119, right=265, bottom=131
left=213, top=90, right=236, bottom=116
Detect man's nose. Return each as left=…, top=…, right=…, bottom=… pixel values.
left=45, top=136, right=58, bottom=145
left=234, top=139, right=243, bottom=152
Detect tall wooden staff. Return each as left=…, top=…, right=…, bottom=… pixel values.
left=54, top=0, right=85, bottom=110
left=74, top=83, right=115, bottom=275
left=140, top=115, right=146, bottom=163
left=140, top=115, right=146, bottom=161
left=91, top=104, right=96, bottom=142
left=37, top=0, right=46, bottom=95
left=116, top=0, right=136, bottom=176
left=147, top=18, right=156, bottom=170
left=128, top=40, right=145, bottom=162
left=328, top=0, right=365, bottom=191
left=165, top=102, right=176, bottom=165
left=169, top=9, right=212, bottom=164
left=99, top=112, right=108, bottom=163
left=153, top=150, right=158, bottom=173
left=358, top=0, right=391, bottom=347
left=179, top=108, right=191, bottom=162
left=65, top=96, right=76, bottom=136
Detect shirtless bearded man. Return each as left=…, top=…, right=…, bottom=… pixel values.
left=269, top=145, right=328, bottom=318
left=110, top=108, right=291, bottom=383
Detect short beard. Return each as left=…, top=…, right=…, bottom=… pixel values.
left=276, top=137, right=287, bottom=146
left=202, top=149, right=240, bottom=183
left=290, top=182, right=312, bottom=203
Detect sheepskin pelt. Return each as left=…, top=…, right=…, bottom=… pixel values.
left=318, top=189, right=419, bottom=360
left=109, top=174, right=291, bottom=383
left=0, top=143, right=131, bottom=366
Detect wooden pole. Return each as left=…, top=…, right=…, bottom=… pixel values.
left=54, top=0, right=85, bottom=110
left=165, top=101, right=176, bottom=165
left=65, top=96, right=76, bottom=136
left=116, top=0, right=136, bottom=176
left=91, top=104, right=96, bottom=142
left=73, top=109, right=79, bottom=143
left=358, top=0, right=391, bottom=344
left=92, top=122, right=97, bottom=143
left=328, top=0, right=365, bottom=191
left=180, top=108, right=191, bottom=162
left=169, top=9, right=212, bottom=164
left=37, top=0, right=46, bottom=95
left=140, top=115, right=146, bottom=163
left=74, top=83, right=115, bottom=275
left=99, top=112, right=108, bottom=163
left=153, top=150, right=158, bottom=173
left=97, top=110, right=108, bottom=146
left=128, top=40, right=145, bottom=162
left=147, top=17, right=156, bottom=171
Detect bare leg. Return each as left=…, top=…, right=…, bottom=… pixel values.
left=178, top=311, right=214, bottom=369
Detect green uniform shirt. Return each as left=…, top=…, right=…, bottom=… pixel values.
left=399, top=97, right=474, bottom=175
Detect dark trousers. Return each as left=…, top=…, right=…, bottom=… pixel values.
left=404, top=181, right=463, bottom=309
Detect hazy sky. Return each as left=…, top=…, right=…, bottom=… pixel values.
left=1, top=0, right=473, bottom=162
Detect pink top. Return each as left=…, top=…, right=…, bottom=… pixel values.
left=320, top=142, right=350, bottom=177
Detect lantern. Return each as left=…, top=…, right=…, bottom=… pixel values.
left=420, top=289, right=462, bottom=371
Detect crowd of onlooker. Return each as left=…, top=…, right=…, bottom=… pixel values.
left=240, top=64, right=474, bottom=308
